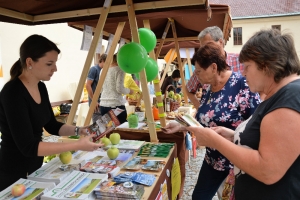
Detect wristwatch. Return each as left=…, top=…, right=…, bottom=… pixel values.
left=75, top=126, right=80, bottom=136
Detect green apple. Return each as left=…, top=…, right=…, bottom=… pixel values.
left=59, top=151, right=72, bottom=164
left=107, top=146, right=119, bottom=160
left=109, top=133, right=121, bottom=145
left=100, top=137, right=111, bottom=146
left=168, top=91, right=175, bottom=99
left=11, top=184, right=26, bottom=197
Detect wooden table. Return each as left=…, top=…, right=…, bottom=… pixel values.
left=131, top=144, right=176, bottom=200
left=107, top=128, right=188, bottom=198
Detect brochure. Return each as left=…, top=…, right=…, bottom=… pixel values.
left=28, top=151, right=100, bottom=184
left=41, top=171, right=108, bottom=200
left=103, top=139, right=145, bottom=151
left=141, top=160, right=166, bottom=172
left=123, top=156, right=148, bottom=171
left=94, top=180, right=144, bottom=199
left=175, top=113, right=203, bottom=127
left=87, top=109, right=121, bottom=142
left=0, top=179, right=55, bottom=200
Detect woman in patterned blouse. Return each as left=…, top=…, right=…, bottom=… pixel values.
left=162, top=42, right=260, bottom=199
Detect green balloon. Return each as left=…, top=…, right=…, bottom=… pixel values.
left=138, top=28, right=157, bottom=53
left=144, top=58, right=159, bottom=82
left=117, top=42, right=148, bottom=74
left=134, top=58, right=158, bottom=82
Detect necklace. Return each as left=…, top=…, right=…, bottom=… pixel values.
left=207, top=91, right=214, bottom=104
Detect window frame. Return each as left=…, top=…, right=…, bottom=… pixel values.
left=233, top=27, right=243, bottom=45
left=272, top=25, right=281, bottom=31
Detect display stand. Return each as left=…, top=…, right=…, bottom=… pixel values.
left=123, top=143, right=177, bottom=200
left=107, top=128, right=188, bottom=198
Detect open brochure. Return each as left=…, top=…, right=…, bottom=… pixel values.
left=28, top=151, right=100, bottom=184
left=175, top=113, right=203, bottom=127
left=103, top=139, right=145, bottom=151
left=0, top=179, right=55, bottom=200
left=41, top=171, right=108, bottom=200
left=88, top=109, right=121, bottom=142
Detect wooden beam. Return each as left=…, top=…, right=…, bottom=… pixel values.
left=66, top=0, right=112, bottom=125
left=170, top=18, right=189, bottom=104
left=72, top=24, right=131, bottom=43
left=157, top=36, right=198, bottom=43
left=143, top=20, right=167, bottom=128
left=29, top=0, right=205, bottom=22
left=155, top=20, right=171, bottom=59
left=160, top=49, right=175, bottom=87
left=0, top=7, right=33, bottom=22
left=126, top=0, right=158, bottom=143
left=84, top=22, right=125, bottom=125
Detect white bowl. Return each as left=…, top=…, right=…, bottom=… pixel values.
left=135, top=111, right=145, bottom=121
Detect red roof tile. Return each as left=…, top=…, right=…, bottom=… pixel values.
left=211, top=0, right=300, bottom=18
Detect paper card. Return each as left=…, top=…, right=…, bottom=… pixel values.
left=80, top=25, right=93, bottom=51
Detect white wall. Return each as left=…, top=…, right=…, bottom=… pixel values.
left=224, top=15, right=300, bottom=58
left=0, top=22, right=97, bottom=102
left=0, top=22, right=167, bottom=102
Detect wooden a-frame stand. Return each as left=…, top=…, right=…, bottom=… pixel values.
left=65, top=0, right=193, bottom=142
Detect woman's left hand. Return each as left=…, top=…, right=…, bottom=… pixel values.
left=186, top=126, right=218, bottom=148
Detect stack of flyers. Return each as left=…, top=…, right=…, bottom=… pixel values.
left=137, top=143, right=174, bottom=158
left=113, top=172, right=156, bottom=186
left=0, top=179, right=55, bottom=200
left=113, top=172, right=136, bottom=183
left=123, top=156, right=148, bottom=171
left=141, top=160, right=166, bottom=172
left=131, top=172, right=156, bottom=186
left=94, top=180, right=145, bottom=199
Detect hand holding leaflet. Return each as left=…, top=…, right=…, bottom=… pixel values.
left=175, top=113, right=203, bottom=127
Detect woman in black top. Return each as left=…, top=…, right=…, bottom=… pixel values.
left=164, top=29, right=300, bottom=199
left=0, top=35, right=103, bottom=190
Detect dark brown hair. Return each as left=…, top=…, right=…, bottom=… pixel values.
left=10, top=34, right=60, bottom=81
left=239, top=29, right=300, bottom=83
left=191, top=42, right=228, bottom=73
left=171, top=69, right=181, bottom=79
left=99, top=54, right=107, bottom=63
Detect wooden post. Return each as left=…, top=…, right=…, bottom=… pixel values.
left=84, top=22, right=126, bottom=125
left=143, top=20, right=166, bottom=127
left=66, top=0, right=112, bottom=125
left=126, top=0, right=158, bottom=143
left=169, top=18, right=189, bottom=104
left=155, top=20, right=171, bottom=60
left=159, top=49, right=175, bottom=87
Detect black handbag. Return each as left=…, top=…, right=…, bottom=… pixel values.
left=60, top=103, right=72, bottom=114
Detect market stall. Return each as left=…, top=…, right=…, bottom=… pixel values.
left=0, top=1, right=232, bottom=198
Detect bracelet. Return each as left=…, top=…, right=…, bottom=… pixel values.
left=75, top=126, right=80, bottom=136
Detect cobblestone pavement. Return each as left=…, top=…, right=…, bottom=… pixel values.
left=180, top=148, right=219, bottom=200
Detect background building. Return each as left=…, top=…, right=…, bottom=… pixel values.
left=211, top=0, right=300, bottom=57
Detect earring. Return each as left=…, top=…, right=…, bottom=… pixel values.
left=29, top=66, right=32, bottom=70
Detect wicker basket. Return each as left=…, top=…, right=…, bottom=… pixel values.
left=126, top=91, right=142, bottom=107
left=164, top=85, right=180, bottom=111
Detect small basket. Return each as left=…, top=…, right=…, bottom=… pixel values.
left=126, top=91, right=143, bottom=107
left=164, top=85, right=180, bottom=111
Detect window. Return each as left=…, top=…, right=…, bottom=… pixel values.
left=233, top=27, right=242, bottom=45
left=272, top=25, right=281, bottom=31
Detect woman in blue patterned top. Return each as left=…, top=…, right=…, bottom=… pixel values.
left=163, top=42, right=260, bottom=199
